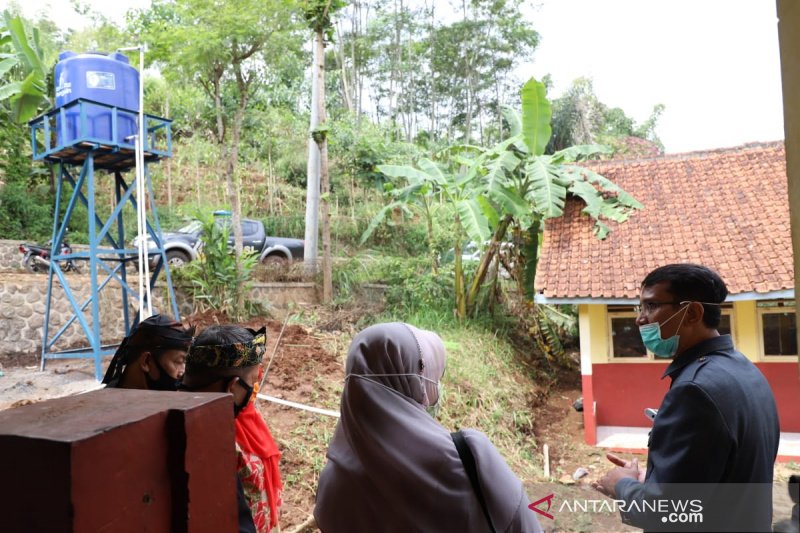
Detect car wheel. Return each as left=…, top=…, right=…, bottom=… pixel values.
left=166, top=250, right=190, bottom=268
left=261, top=254, right=289, bottom=271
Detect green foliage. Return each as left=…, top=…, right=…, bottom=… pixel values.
left=333, top=254, right=455, bottom=317
left=328, top=113, right=422, bottom=191
left=299, top=0, right=347, bottom=39
left=173, top=212, right=263, bottom=320
left=520, top=78, right=551, bottom=156
left=547, top=77, right=665, bottom=156
left=62, top=13, right=128, bottom=55
left=366, top=78, right=642, bottom=320
left=0, top=181, right=52, bottom=240
left=0, top=11, right=49, bottom=123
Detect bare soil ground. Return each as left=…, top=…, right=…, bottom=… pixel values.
left=1, top=309, right=796, bottom=532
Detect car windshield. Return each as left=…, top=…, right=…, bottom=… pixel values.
left=176, top=221, right=202, bottom=234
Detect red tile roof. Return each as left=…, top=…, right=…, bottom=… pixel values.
left=536, top=141, right=793, bottom=299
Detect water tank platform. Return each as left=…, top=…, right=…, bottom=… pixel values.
left=30, top=98, right=172, bottom=171
left=40, top=141, right=164, bottom=171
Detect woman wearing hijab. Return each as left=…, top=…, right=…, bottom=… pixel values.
left=314, top=322, right=541, bottom=533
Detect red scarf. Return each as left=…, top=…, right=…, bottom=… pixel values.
left=235, top=401, right=283, bottom=531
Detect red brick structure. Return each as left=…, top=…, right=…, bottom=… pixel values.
left=0, top=389, right=237, bottom=532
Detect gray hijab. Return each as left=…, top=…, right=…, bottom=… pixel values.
left=314, top=322, right=541, bottom=533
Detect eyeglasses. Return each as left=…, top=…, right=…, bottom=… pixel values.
left=633, top=301, right=685, bottom=316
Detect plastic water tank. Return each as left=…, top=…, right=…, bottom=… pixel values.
left=54, top=51, right=140, bottom=146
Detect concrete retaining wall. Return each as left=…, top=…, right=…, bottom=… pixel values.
left=0, top=270, right=318, bottom=361
left=0, top=239, right=26, bottom=271
left=0, top=273, right=129, bottom=356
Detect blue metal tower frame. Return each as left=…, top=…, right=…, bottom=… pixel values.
left=29, top=98, right=179, bottom=381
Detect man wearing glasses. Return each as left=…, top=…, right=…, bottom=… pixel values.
left=593, top=263, right=779, bottom=531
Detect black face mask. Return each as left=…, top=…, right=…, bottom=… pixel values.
left=233, top=378, right=254, bottom=417
left=144, top=356, right=180, bottom=392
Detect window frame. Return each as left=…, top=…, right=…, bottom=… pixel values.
left=606, top=304, right=735, bottom=362
left=607, top=306, right=650, bottom=362
left=757, top=301, right=797, bottom=361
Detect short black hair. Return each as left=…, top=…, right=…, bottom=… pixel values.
left=641, top=263, right=728, bottom=329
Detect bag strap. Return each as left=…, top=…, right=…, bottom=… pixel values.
left=451, top=430, right=497, bottom=533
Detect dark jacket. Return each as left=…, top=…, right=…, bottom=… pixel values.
left=615, top=335, right=780, bottom=532
left=237, top=476, right=257, bottom=533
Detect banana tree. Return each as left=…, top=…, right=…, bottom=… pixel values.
left=0, top=11, right=49, bottom=123
left=367, top=154, right=491, bottom=319
left=364, top=77, right=641, bottom=322
left=359, top=172, right=440, bottom=273
left=464, top=78, right=643, bottom=314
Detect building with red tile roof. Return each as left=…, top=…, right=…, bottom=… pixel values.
left=534, top=141, right=800, bottom=459
left=537, top=141, right=793, bottom=301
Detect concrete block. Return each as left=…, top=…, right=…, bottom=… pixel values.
left=0, top=389, right=237, bottom=533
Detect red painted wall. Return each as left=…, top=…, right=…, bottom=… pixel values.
left=755, top=363, right=800, bottom=431
left=581, top=374, right=597, bottom=445
left=591, top=362, right=800, bottom=432
left=594, top=363, right=670, bottom=427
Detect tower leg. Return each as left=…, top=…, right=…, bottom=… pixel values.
left=86, top=154, right=103, bottom=381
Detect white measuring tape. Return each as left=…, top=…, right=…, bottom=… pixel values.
left=257, top=393, right=339, bottom=418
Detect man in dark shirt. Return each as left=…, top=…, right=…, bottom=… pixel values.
left=593, top=263, right=780, bottom=532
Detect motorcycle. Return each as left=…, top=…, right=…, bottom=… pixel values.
left=19, top=239, right=81, bottom=274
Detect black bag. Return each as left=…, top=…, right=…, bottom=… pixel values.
left=452, top=430, right=497, bottom=533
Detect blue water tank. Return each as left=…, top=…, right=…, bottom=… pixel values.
left=54, top=51, right=140, bottom=146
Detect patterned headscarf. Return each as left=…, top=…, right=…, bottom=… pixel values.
left=187, top=327, right=267, bottom=368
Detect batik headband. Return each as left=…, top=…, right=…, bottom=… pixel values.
left=187, top=327, right=267, bottom=368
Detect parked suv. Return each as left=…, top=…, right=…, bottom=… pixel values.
left=133, top=215, right=304, bottom=268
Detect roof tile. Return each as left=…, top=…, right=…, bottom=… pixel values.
left=536, top=142, right=793, bottom=298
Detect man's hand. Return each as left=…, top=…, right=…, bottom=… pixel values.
left=606, top=452, right=646, bottom=481
left=592, top=453, right=643, bottom=498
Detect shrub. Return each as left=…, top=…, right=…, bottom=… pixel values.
left=0, top=182, right=54, bottom=241
left=172, top=213, right=263, bottom=320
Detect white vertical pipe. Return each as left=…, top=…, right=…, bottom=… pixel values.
left=135, top=130, right=146, bottom=321
left=138, top=45, right=152, bottom=318
left=118, top=45, right=151, bottom=322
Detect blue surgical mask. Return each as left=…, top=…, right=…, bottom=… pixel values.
left=639, top=304, right=690, bottom=358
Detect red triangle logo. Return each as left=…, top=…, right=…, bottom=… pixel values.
left=528, top=493, right=555, bottom=520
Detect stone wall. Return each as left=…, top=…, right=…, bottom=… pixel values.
left=0, top=270, right=318, bottom=360
left=0, top=239, right=26, bottom=271
left=0, top=272, right=129, bottom=357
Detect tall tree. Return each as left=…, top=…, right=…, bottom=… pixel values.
left=301, top=0, right=346, bottom=303
left=135, top=0, right=299, bottom=308
left=548, top=77, right=665, bottom=156
left=427, top=0, right=538, bottom=144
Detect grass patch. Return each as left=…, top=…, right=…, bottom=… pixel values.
left=436, top=325, right=544, bottom=481
left=272, top=316, right=547, bottom=529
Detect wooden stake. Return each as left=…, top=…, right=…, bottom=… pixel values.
left=543, top=443, right=550, bottom=478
